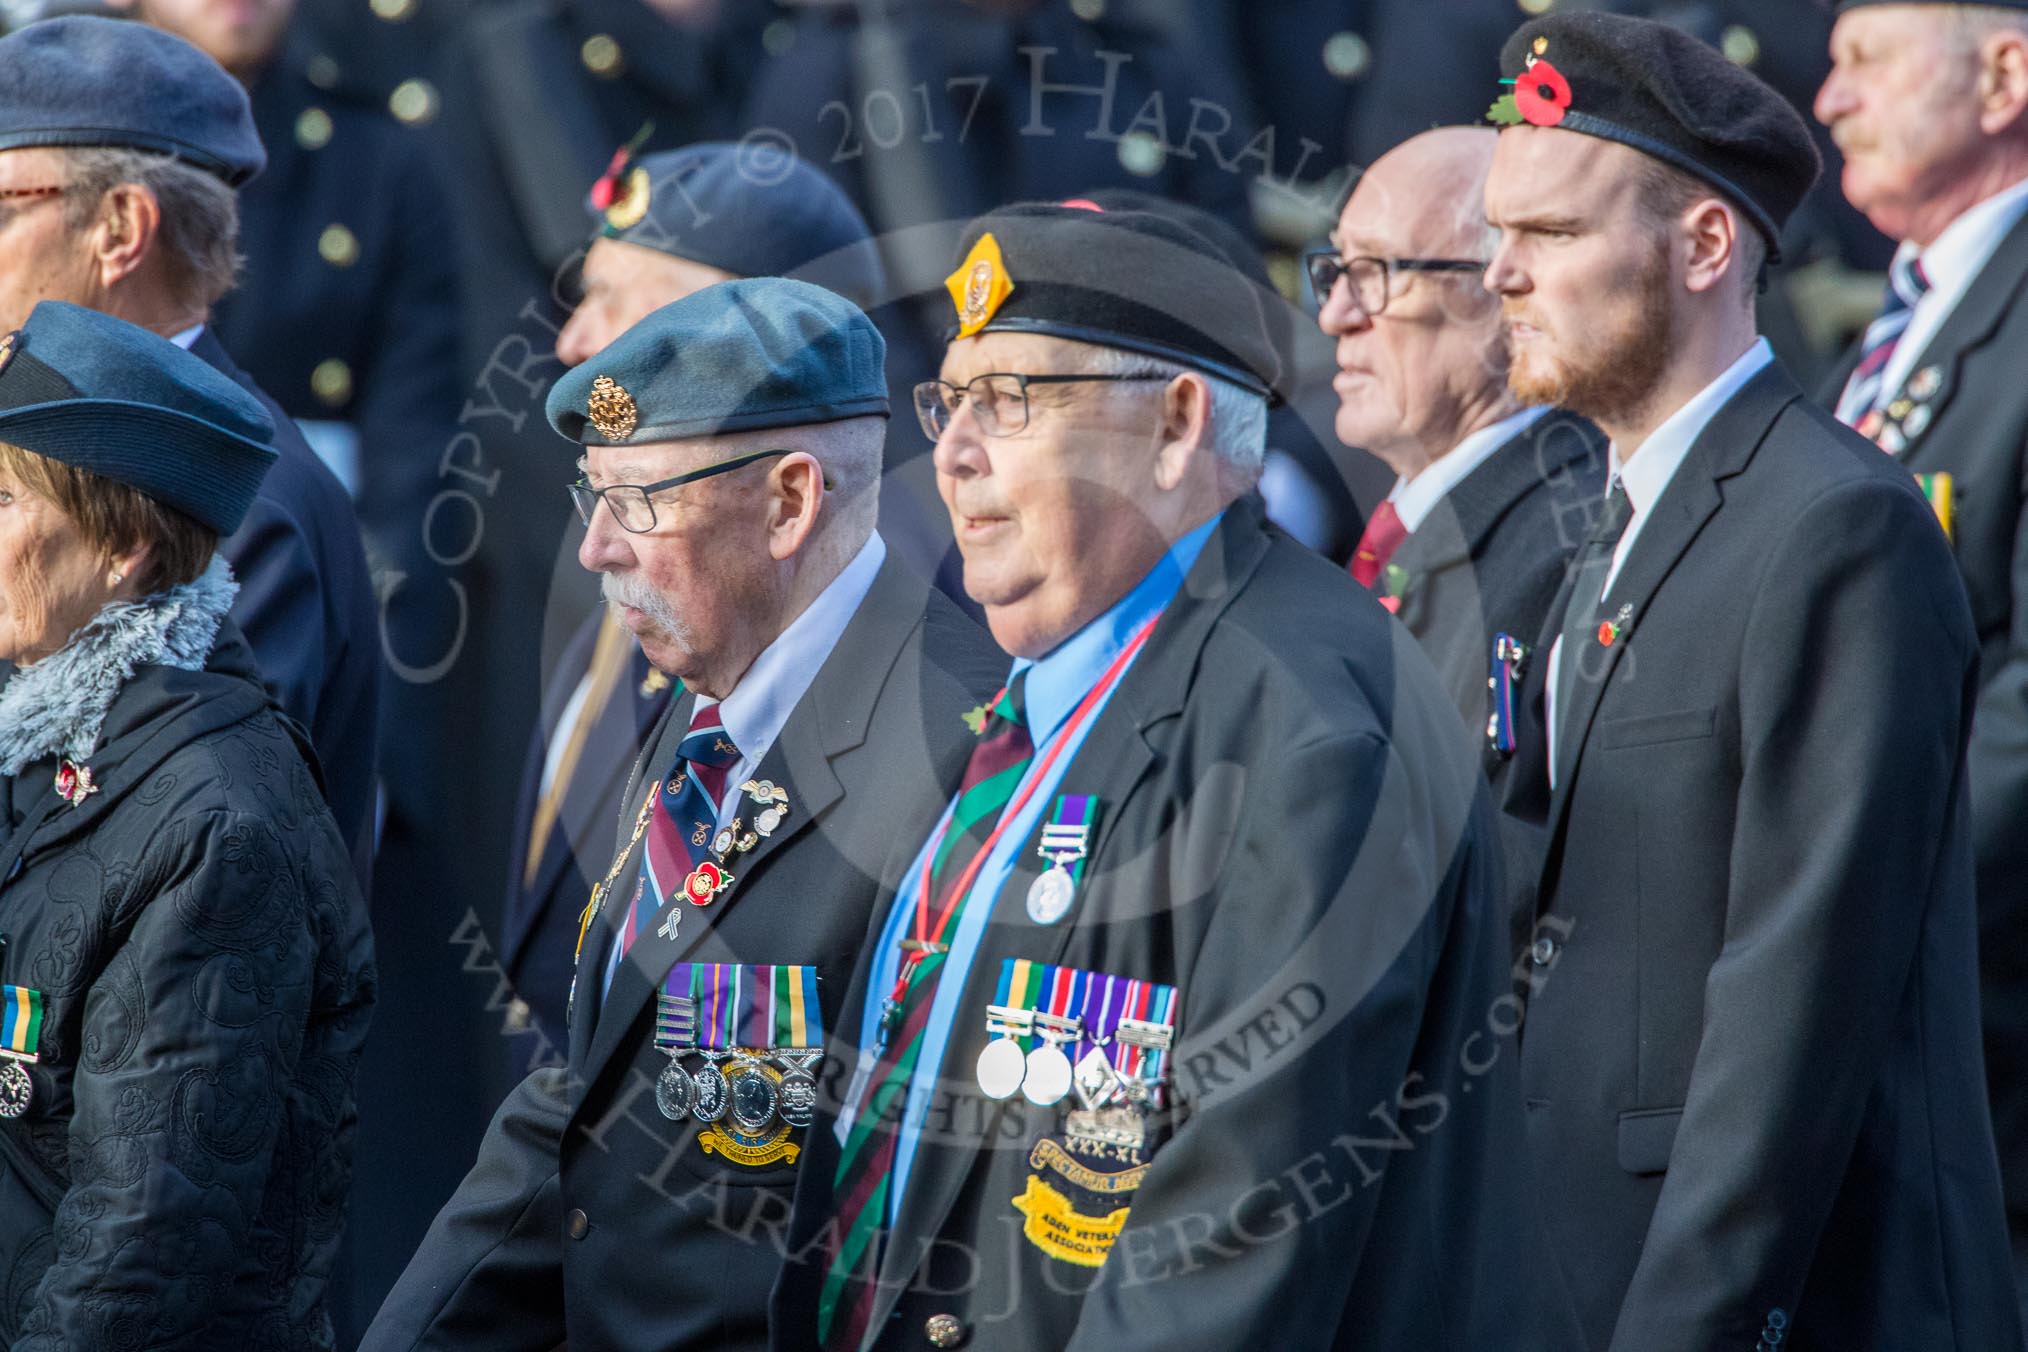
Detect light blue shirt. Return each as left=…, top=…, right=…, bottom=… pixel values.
left=839, top=514, right=1220, bottom=1220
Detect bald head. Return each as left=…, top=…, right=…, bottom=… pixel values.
left=1318, top=127, right=1512, bottom=480
left=1346, top=127, right=1499, bottom=262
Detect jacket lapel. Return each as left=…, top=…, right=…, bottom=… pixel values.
left=1544, top=364, right=1798, bottom=841
left=574, top=557, right=928, bottom=1100
left=1894, top=213, right=2028, bottom=465
left=867, top=504, right=1270, bottom=1326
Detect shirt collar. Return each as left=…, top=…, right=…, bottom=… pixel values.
left=1009, top=511, right=1221, bottom=744
left=167, top=323, right=205, bottom=351
left=1389, top=405, right=1547, bottom=533
left=1611, top=338, right=1773, bottom=516
left=1896, top=175, right=2028, bottom=293
left=693, top=531, right=887, bottom=764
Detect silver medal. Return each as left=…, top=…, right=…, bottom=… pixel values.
left=1025, top=866, right=1076, bottom=925
left=1021, top=1042, right=1073, bottom=1106
left=690, top=1053, right=729, bottom=1123
left=1073, top=1046, right=1120, bottom=1111
left=729, top=1056, right=779, bottom=1134
left=655, top=1058, right=696, bottom=1120
left=755, top=806, right=784, bottom=837
left=0, top=1059, right=30, bottom=1119
left=975, top=1037, right=1027, bottom=1100
left=775, top=1049, right=820, bottom=1129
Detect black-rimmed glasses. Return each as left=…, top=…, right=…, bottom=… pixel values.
left=1304, top=251, right=1486, bottom=316
left=912, top=372, right=1172, bottom=440
left=569, top=447, right=791, bottom=533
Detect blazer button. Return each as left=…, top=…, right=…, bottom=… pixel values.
left=566, top=1208, right=590, bottom=1240
left=1530, top=934, right=1558, bottom=966
left=923, top=1312, right=967, bottom=1347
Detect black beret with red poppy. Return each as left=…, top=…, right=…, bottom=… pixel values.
left=1491, top=12, right=1821, bottom=260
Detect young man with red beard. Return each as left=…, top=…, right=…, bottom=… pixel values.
left=1485, top=11, right=2018, bottom=1351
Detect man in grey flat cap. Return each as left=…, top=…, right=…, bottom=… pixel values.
left=0, top=14, right=379, bottom=884
left=1817, top=5, right=2028, bottom=1303
left=363, top=277, right=1001, bottom=1352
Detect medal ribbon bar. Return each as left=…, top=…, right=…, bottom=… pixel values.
left=0, top=985, right=42, bottom=1063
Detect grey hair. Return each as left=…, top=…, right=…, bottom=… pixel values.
left=1077, top=346, right=1269, bottom=489
left=1951, top=4, right=2028, bottom=52
left=61, top=147, right=241, bottom=312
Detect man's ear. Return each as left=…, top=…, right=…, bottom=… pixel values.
left=766, top=451, right=825, bottom=561
left=1979, top=31, right=2028, bottom=136
left=89, top=183, right=162, bottom=290
left=1152, top=372, right=1213, bottom=493
left=1679, top=197, right=1741, bottom=297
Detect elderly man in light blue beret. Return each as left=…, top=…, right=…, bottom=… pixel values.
left=364, top=277, right=1002, bottom=1352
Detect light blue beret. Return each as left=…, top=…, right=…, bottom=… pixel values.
left=0, top=16, right=265, bottom=186
left=548, top=277, right=888, bottom=446
left=0, top=302, right=276, bottom=534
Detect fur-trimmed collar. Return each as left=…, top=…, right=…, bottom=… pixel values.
left=0, top=555, right=238, bottom=774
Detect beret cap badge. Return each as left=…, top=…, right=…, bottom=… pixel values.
left=0, top=331, right=16, bottom=379
left=947, top=232, right=1015, bottom=338
left=587, top=374, right=639, bottom=441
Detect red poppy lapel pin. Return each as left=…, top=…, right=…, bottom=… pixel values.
left=1490, top=36, right=1573, bottom=128
left=54, top=759, right=96, bottom=808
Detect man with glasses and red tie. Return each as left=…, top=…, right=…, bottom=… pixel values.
left=770, top=201, right=1554, bottom=1351
left=1313, top=126, right=1605, bottom=761
left=362, top=277, right=1001, bottom=1352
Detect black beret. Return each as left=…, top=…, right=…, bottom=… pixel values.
left=0, top=16, right=265, bottom=186
left=586, top=141, right=885, bottom=307
left=1491, top=12, right=1821, bottom=258
left=943, top=202, right=1281, bottom=400
left=548, top=278, right=888, bottom=445
left=0, top=302, right=276, bottom=535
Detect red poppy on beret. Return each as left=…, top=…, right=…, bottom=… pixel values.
left=1516, top=60, right=1573, bottom=127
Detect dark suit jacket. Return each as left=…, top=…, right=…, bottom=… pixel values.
left=773, top=500, right=1560, bottom=1352
left=361, top=555, right=1002, bottom=1352
left=1820, top=212, right=2028, bottom=1263
left=1506, top=361, right=2019, bottom=1351
left=1387, top=409, right=1607, bottom=748
left=500, top=609, right=673, bottom=1043
left=193, top=326, right=381, bottom=884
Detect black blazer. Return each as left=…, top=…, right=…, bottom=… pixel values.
left=1507, top=361, right=2019, bottom=1350
left=500, top=610, right=673, bottom=1043
left=361, top=555, right=1002, bottom=1352
left=1820, top=214, right=2028, bottom=1261
left=192, top=327, right=381, bottom=885
left=774, top=500, right=1563, bottom=1352
left=1386, top=408, right=1606, bottom=750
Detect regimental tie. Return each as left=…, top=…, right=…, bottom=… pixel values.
left=817, top=676, right=1035, bottom=1352
left=1835, top=254, right=1931, bottom=428
left=603, top=701, right=741, bottom=997
left=1349, top=497, right=1407, bottom=589
left=1552, top=479, right=1633, bottom=762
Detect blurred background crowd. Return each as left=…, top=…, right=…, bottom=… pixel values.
left=0, top=0, right=1900, bottom=1337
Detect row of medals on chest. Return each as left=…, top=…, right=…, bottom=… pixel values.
left=978, top=1004, right=1172, bottom=1152
left=652, top=778, right=812, bottom=1133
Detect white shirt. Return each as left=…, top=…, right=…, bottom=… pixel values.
left=167, top=323, right=204, bottom=351
left=690, top=530, right=887, bottom=819
left=1879, top=176, right=2028, bottom=406
left=1388, top=405, right=1548, bottom=533
left=1544, top=339, right=1774, bottom=788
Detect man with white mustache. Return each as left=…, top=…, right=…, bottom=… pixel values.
left=1816, top=4, right=2028, bottom=1303
left=365, top=277, right=1002, bottom=1352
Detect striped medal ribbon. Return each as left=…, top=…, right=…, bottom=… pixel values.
left=0, top=984, right=44, bottom=1119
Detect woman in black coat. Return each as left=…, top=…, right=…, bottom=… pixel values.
left=0, top=302, right=375, bottom=1350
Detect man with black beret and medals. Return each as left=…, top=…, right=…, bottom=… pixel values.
left=771, top=202, right=1546, bottom=1351
left=362, top=278, right=1001, bottom=1352
left=1815, top=4, right=2028, bottom=1304
left=1485, top=12, right=2019, bottom=1349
